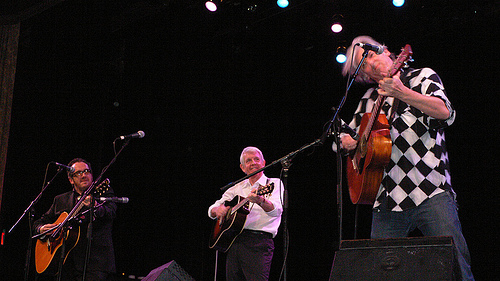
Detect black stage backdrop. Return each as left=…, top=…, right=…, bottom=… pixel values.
left=1, top=1, right=497, bottom=280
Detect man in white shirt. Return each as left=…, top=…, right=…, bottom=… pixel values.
left=208, top=147, right=283, bottom=281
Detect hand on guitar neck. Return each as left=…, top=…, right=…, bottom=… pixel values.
left=378, top=72, right=450, bottom=120
left=80, top=194, right=95, bottom=208
left=210, top=192, right=269, bottom=222
left=377, top=72, right=406, bottom=98
left=210, top=184, right=273, bottom=222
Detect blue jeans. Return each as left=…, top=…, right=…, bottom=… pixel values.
left=371, top=191, right=474, bottom=281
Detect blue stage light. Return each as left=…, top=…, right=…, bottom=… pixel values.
left=336, top=53, right=347, bottom=64
left=393, top=0, right=405, bottom=7
left=336, top=46, right=347, bottom=64
left=277, top=0, right=289, bottom=8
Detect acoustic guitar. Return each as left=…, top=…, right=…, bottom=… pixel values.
left=347, top=45, right=413, bottom=204
left=35, top=178, right=110, bottom=274
left=209, top=182, right=274, bottom=252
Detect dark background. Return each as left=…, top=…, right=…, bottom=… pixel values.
left=1, top=0, right=498, bottom=280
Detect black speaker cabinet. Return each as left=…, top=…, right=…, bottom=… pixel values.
left=329, top=236, right=457, bottom=281
left=142, top=260, right=195, bottom=281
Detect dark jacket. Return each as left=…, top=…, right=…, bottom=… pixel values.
left=33, top=185, right=117, bottom=275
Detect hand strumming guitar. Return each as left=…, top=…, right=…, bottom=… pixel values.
left=38, top=223, right=58, bottom=234
left=340, top=134, right=358, bottom=152
left=211, top=205, right=230, bottom=221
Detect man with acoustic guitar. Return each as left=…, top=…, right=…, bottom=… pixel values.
left=33, top=158, right=116, bottom=280
left=208, top=147, right=283, bottom=281
left=337, top=35, right=474, bottom=280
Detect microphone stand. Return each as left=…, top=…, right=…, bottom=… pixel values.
left=220, top=139, right=322, bottom=193
left=82, top=138, right=131, bottom=281
left=327, top=48, right=371, bottom=250
left=8, top=168, right=65, bottom=281
left=82, top=196, right=95, bottom=281
left=279, top=158, right=291, bottom=281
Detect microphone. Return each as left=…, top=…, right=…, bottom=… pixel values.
left=52, top=162, right=75, bottom=173
left=356, top=43, right=384, bottom=55
left=97, top=197, right=129, bottom=204
left=119, top=130, right=145, bottom=140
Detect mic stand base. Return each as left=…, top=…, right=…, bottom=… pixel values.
left=23, top=208, right=35, bottom=281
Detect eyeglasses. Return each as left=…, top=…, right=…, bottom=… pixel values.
left=71, top=169, right=91, bottom=177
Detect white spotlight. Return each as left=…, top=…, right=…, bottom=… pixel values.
left=205, top=1, right=218, bottom=12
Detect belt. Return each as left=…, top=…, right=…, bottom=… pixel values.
left=242, top=229, right=272, bottom=239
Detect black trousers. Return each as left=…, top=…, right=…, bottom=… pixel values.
left=226, top=230, right=274, bottom=281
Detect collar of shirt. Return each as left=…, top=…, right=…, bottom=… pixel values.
left=245, top=174, right=268, bottom=189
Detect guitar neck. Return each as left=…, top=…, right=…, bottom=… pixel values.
left=56, top=179, right=110, bottom=231
left=360, top=45, right=413, bottom=139
left=361, top=94, right=387, bottom=140
left=230, top=197, right=251, bottom=216
left=226, top=183, right=274, bottom=216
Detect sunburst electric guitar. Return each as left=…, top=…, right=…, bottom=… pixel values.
left=347, top=45, right=413, bottom=204
left=34, top=179, right=110, bottom=274
left=209, top=182, right=274, bottom=252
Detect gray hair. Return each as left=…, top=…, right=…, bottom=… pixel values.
left=240, top=146, right=264, bottom=165
left=342, top=35, right=386, bottom=84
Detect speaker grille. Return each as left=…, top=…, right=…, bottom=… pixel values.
left=329, top=236, right=457, bottom=281
left=143, top=260, right=195, bottom=281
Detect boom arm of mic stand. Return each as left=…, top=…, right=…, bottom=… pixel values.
left=11, top=168, right=65, bottom=235
left=220, top=138, right=323, bottom=192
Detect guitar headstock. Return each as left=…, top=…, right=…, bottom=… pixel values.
left=93, top=178, right=110, bottom=197
left=389, top=44, right=413, bottom=77
left=256, top=182, right=274, bottom=196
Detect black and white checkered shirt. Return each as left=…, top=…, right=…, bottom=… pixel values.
left=347, top=68, right=456, bottom=211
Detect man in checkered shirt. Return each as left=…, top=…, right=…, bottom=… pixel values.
left=338, top=36, right=474, bottom=280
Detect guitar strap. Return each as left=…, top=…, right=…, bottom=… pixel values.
left=388, top=68, right=411, bottom=125
left=388, top=98, right=399, bottom=125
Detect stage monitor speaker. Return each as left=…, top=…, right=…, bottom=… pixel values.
left=142, top=260, right=195, bottom=281
left=329, top=236, right=458, bottom=281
